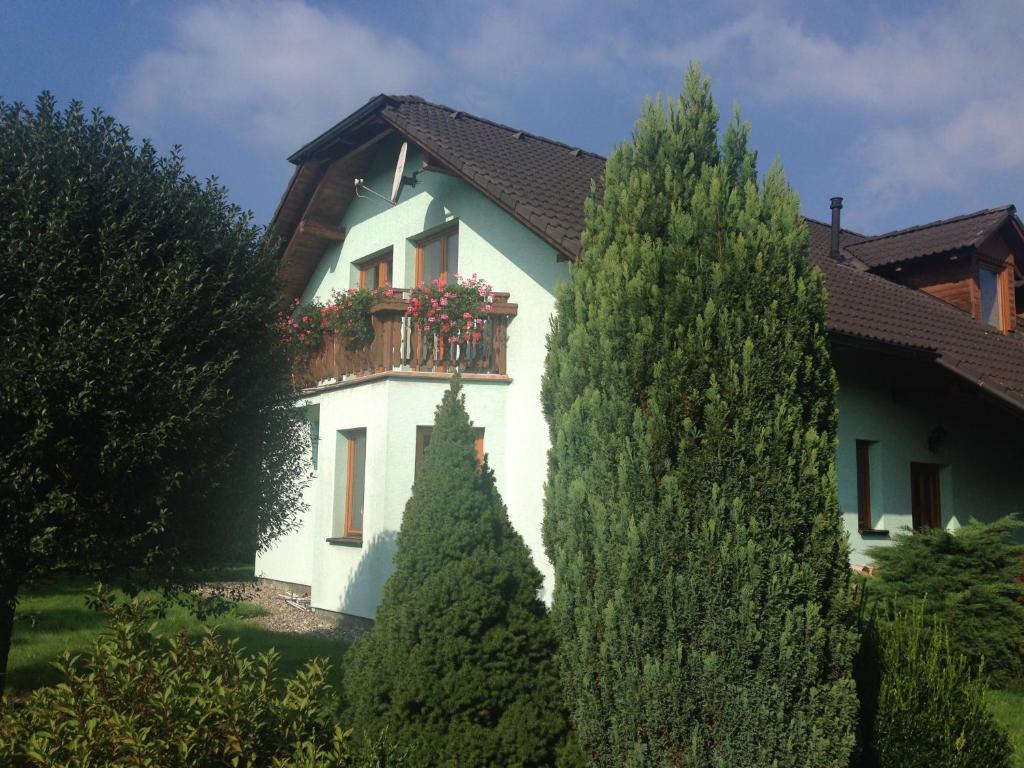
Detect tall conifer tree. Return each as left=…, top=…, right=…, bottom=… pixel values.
left=344, top=379, right=576, bottom=767
left=542, top=66, right=858, bottom=766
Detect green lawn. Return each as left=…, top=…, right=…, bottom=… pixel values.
left=8, top=574, right=1024, bottom=768
left=988, top=687, right=1024, bottom=767
left=7, top=567, right=349, bottom=696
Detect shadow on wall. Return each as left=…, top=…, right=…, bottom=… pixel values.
left=339, top=530, right=399, bottom=620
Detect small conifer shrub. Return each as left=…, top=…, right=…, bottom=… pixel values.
left=866, top=516, right=1024, bottom=686
left=542, top=64, right=858, bottom=765
left=343, top=379, right=578, bottom=766
left=0, top=587, right=405, bottom=767
left=852, top=604, right=1013, bottom=768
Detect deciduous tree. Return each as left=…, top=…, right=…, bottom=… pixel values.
left=0, top=95, right=306, bottom=693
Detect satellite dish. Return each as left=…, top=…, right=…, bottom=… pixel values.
left=390, top=142, right=408, bottom=204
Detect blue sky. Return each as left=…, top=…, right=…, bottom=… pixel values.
left=3, top=0, right=1022, bottom=234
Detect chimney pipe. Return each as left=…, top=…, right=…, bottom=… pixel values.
left=830, top=197, right=843, bottom=261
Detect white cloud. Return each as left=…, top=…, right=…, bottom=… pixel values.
left=651, top=1, right=1024, bottom=211
left=121, top=0, right=435, bottom=151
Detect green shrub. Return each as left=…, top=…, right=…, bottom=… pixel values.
left=853, top=604, right=1013, bottom=768
left=344, top=379, right=578, bottom=766
left=866, top=516, right=1024, bottom=686
left=541, top=65, right=858, bottom=765
left=0, top=587, right=404, bottom=767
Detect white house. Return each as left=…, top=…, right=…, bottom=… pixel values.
left=256, top=95, right=1024, bottom=619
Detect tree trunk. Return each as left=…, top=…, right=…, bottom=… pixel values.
left=0, top=578, right=18, bottom=696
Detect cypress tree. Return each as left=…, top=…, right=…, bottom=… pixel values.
left=344, top=378, right=576, bottom=767
left=542, top=66, right=859, bottom=766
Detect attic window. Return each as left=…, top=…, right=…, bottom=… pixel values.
left=979, top=266, right=1004, bottom=330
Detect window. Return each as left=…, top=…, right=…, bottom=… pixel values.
left=358, top=252, right=392, bottom=290
left=416, top=227, right=458, bottom=286
left=856, top=440, right=875, bottom=530
left=979, top=266, right=1004, bottom=329
left=910, top=462, right=942, bottom=531
left=338, top=429, right=366, bottom=539
left=414, top=425, right=483, bottom=475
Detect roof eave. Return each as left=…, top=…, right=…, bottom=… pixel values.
left=287, top=94, right=395, bottom=165
left=934, top=357, right=1024, bottom=419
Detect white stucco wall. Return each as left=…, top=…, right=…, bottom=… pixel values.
left=256, top=134, right=568, bottom=616
left=835, top=349, right=1024, bottom=564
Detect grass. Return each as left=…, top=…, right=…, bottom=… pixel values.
left=6, top=565, right=349, bottom=695
left=988, top=686, right=1024, bottom=767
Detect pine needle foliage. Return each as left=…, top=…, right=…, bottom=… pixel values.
left=542, top=65, right=859, bottom=766
left=852, top=604, right=1013, bottom=768
left=866, top=516, right=1024, bottom=686
left=343, top=379, right=576, bottom=767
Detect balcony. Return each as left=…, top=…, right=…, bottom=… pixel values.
left=294, top=290, right=518, bottom=390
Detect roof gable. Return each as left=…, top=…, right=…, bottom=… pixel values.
left=273, top=94, right=1024, bottom=415
left=846, top=205, right=1018, bottom=269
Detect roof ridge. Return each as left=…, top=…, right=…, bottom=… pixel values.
left=802, top=216, right=867, bottom=240
left=849, top=204, right=1015, bottom=248
left=384, top=94, right=606, bottom=161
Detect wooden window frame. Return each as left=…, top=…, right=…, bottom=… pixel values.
left=414, top=425, right=483, bottom=476
left=343, top=429, right=366, bottom=539
left=976, top=257, right=1012, bottom=333
left=415, top=226, right=458, bottom=287
left=357, top=252, right=392, bottom=290
left=856, top=440, right=874, bottom=531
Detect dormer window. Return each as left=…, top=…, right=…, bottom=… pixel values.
left=979, top=265, right=1005, bottom=330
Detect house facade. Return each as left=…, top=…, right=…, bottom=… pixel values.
left=256, top=95, right=1024, bottom=619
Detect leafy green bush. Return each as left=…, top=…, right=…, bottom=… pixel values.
left=867, top=516, right=1024, bottom=685
left=344, top=380, right=579, bottom=766
left=0, top=588, right=404, bottom=767
left=853, top=604, right=1013, bottom=768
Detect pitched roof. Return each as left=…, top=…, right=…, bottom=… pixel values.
left=277, top=95, right=1024, bottom=415
left=288, top=94, right=605, bottom=259
left=807, top=219, right=1024, bottom=412
left=845, top=205, right=1016, bottom=268
left=379, top=97, right=604, bottom=258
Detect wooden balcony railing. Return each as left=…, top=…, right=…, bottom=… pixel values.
left=295, top=291, right=518, bottom=389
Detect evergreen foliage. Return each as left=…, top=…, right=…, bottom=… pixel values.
left=852, top=604, right=1013, bottom=768
left=0, top=94, right=307, bottom=692
left=343, top=379, right=577, bottom=767
left=542, top=65, right=859, bottom=765
left=0, top=587, right=406, bottom=767
left=866, top=516, right=1024, bottom=686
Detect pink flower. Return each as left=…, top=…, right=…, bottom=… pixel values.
left=462, top=312, right=472, bottom=319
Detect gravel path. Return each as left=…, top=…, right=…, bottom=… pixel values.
left=204, top=581, right=370, bottom=643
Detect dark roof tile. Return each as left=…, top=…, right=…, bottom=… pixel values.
left=846, top=206, right=1014, bottom=268
left=282, top=95, right=1024, bottom=414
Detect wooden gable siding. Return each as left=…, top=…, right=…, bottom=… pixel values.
left=877, top=232, right=1018, bottom=332
left=880, top=252, right=976, bottom=316
left=274, top=122, right=395, bottom=305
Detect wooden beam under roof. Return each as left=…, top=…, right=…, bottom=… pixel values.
left=299, top=218, right=346, bottom=241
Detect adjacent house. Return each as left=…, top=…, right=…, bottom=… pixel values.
left=255, top=94, right=1024, bottom=619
